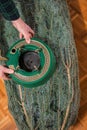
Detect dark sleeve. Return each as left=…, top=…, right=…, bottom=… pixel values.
left=0, top=0, right=20, bottom=21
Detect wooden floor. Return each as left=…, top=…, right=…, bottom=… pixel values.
left=68, top=0, right=87, bottom=130
left=0, top=79, right=17, bottom=130
left=0, top=0, right=87, bottom=130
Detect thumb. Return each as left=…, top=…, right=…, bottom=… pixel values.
left=3, top=67, right=14, bottom=74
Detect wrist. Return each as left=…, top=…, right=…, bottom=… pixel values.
left=11, top=17, right=21, bottom=25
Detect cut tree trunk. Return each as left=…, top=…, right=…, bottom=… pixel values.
left=0, top=0, right=80, bottom=130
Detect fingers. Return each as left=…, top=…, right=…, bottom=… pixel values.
left=29, top=28, right=34, bottom=37
left=12, top=18, right=35, bottom=43
left=0, top=65, right=14, bottom=74
left=0, top=65, right=14, bottom=80
left=3, top=66, right=14, bottom=74
left=24, top=33, right=32, bottom=43
left=19, top=30, right=34, bottom=44
left=19, top=32, right=31, bottom=43
left=1, top=74, right=10, bottom=80
left=19, top=24, right=35, bottom=44
left=26, top=37, right=31, bottom=44
left=19, top=33, right=23, bottom=39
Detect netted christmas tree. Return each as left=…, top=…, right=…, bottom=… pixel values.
left=0, top=0, right=80, bottom=130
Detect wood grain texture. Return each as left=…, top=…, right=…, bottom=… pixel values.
left=0, top=79, right=17, bottom=130
left=67, top=0, right=87, bottom=129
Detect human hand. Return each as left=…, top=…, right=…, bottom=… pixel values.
left=12, top=18, right=34, bottom=43
left=0, top=65, right=14, bottom=80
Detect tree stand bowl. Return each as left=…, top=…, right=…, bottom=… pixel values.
left=5, top=38, right=56, bottom=88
